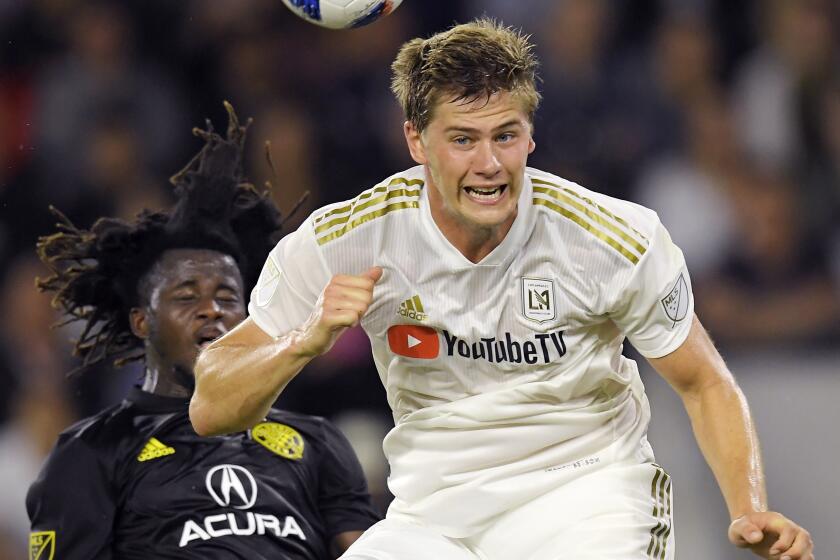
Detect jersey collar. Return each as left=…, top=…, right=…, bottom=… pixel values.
left=420, top=169, right=535, bottom=268
left=127, top=386, right=190, bottom=413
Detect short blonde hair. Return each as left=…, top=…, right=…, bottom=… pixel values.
left=391, top=18, right=541, bottom=131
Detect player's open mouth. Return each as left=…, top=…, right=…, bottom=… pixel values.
left=197, top=339, right=215, bottom=350
left=195, top=327, right=225, bottom=350
left=464, top=184, right=507, bottom=204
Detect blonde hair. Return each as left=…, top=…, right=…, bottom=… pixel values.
left=391, top=18, right=541, bottom=131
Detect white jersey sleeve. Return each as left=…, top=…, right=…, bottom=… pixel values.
left=247, top=221, right=332, bottom=338
left=608, top=220, right=694, bottom=358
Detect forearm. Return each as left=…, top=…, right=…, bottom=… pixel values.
left=190, top=269, right=382, bottom=436
left=190, top=328, right=314, bottom=435
left=681, top=377, right=767, bottom=520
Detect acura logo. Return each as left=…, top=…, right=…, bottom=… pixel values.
left=205, top=465, right=258, bottom=509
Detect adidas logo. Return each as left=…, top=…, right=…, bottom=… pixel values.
left=137, top=437, right=176, bottom=462
left=397, top=295, right=427, bottom=322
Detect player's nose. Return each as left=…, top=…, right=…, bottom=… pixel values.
left=472, top=140, right=502, bottom=176
left=195, top=297, right=223, bottom=320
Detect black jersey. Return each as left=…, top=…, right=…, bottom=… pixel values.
left=26, top=387, right=380, bottom=559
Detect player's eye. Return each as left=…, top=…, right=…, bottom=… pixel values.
left=497, top=132, right=515, bottom=142
left=453, top=136, right=471, bottom=146
left=216, top=290, right=241, bottom=304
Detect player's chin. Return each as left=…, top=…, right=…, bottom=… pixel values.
left=193, top=337, right=217, bottom=356
left=172, top=364, right=198, bottom=392
left=183, top=346, right=203, bottom=369
left=464, top=201, right=516, bottom=227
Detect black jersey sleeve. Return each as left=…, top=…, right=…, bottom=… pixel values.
left=317, top=419, right=381, bottom=537
left=27, top=432, right=117, bottom=559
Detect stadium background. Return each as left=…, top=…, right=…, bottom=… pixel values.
left=0, top=0, right=837, bottom=558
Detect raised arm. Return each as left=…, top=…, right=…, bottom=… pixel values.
left=648, top=315, right=813, bottom=559
left=190, top=267, right=382, bottom=436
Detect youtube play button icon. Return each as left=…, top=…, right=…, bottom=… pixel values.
left=387, top=325, right=440, bottom=359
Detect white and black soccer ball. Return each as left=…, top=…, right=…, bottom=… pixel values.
left=281, top=0, right=403, bottom=29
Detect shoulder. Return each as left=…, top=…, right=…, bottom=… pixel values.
left=308, top=166, right=425, bottom=247
left=32, top=401, right=139, bottom=492
left=53, top=401, right=136, bottom=454
left=263, top=409, right=354, bottom=455
left=527, top=167, right=662, bottom=267
left=264, top=408, right=333, bottom=440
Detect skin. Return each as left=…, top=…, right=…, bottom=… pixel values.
left=190, top=91, right=813, bottom=559
left=649, top=318, right=813, bottom=559
left=404, top=90, right=536, bottom=263
left=132, top=248, right=363, bottom=553
left=130, top=249, right=246, bottom=398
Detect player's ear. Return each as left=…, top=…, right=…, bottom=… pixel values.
left=527, top=121, right=536, bottom=154
left=129, top=307, right=150, bottom=340
left=403, top=121, right=427, bottom=165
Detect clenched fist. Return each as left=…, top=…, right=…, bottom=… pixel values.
left=729, top=512, right=813, bottom=559
left=297, top=267, right=383, bottom=357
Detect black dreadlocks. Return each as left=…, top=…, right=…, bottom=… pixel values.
left=37, top=102, right=301, bottom=373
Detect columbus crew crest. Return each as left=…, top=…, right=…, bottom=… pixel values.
left=251, top=422, right=305, bottom=460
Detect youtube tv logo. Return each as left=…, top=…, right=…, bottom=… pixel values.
left=387, top=325, right=440, bottom=359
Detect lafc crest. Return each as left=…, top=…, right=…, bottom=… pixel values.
left=522, top=277, right=555, bottom=323
left=29, top=531, right=55, bottom=560
left=251, top=422, right=305, bottom=460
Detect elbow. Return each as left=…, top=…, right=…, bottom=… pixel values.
left=190, top=397, right=262, bottom=437
left=189, top=342, right=271, bottom=436
left=189, top=382, right=261, bottom=437
left=189, top=396, right=252, bottom=437
left=189, top=364, right=233, bottom=436
left=189, top=397, right=223, bottom=437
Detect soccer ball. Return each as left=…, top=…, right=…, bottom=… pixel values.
left=281, top=0, right=403, bottom=29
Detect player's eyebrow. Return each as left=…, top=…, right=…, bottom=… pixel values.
left=216, top=282, right=241, bottom=293
left=170, top=280, right=198, bottom=290
left=444, top=119, right=526, bottom=135
left=169, top=280, right=240, bottom=294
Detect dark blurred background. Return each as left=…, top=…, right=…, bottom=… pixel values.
left=1, top=1, right=838, bottom=558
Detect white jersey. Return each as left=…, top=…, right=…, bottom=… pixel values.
left=249, top=165, right=693, bottom=538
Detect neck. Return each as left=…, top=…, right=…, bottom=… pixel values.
left=431, top=203, right=516, bottom=263
left=142, top=352, right=193, bottom=399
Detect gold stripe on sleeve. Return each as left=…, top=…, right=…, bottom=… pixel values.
left=313, top=177, right=424, bottom=225
left=532, top=177, right=647, bottom=242
left=316, top=201, right=420, bottom=246
left=314, top=186, right=421, bottom=234
left=532, top=185, right=648, bottom=257
left=532, top=198, right=642, bottom=264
